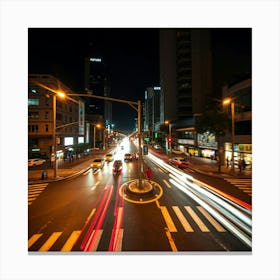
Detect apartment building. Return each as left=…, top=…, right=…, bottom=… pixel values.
left=28, top=74, right=85, bottom=160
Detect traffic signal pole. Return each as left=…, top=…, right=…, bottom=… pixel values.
left=66, top=93, right=143, bottom=186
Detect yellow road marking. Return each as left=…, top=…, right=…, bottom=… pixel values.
left=172, top=206, right=194, bottom=232
left=61, top=231, right=81, bottom=252
left=28, top=234, right=42, bottom=248
left=165, top=228, right=178, bottom=252
left=163, top=179, right=171, bottom=188
left=197, top=206, right=226, bottom=232
left=160, top=206, right=177, bottom=232
left=184, top=206, right=209, bottom=232
left=38, top=232, right=62, bottom=251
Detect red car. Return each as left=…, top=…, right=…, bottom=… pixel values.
left=168, top=157, right=189, bottom=169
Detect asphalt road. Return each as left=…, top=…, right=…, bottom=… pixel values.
left=28, top=140, right=251, bottom=252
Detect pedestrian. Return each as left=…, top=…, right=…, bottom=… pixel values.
left=145, top=167, right=152, bottom=180
left=238, top=159, right=242, bottom=173
left=226, top=157, right=230, bottom=167
left=242, top=159, right=246, bottom=170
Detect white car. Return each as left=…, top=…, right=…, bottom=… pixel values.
left=28, top=158, right=46, bottom=167
left=153, top=144, right=162, bottom=149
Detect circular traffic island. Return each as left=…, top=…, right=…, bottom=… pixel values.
left=121, top=179, right=163, bottom=204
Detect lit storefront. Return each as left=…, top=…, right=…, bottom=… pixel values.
left=224, top=143, right=252, bottom=169
left=197, top=132, right=217, bottom=159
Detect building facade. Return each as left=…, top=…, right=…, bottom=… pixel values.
left=143, top=86, right=161, bottom=141
left=222, top=78, right=252, bottom=168
left=28, top=74, right=85, bottom=160
left=159, top=28, right=213, bottom=154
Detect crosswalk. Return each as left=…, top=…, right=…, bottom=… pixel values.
left=28, top=204, right=226, bottom=252
left=160, top=205, right=226, bottom=233
left=28, top=183, right=48, bottom=205
left=224, top=178, right=252, bottom=196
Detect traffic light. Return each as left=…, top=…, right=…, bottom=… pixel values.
left=168, top=137, right=172, bottom=143
left=143, top=144, right=148, bottom=155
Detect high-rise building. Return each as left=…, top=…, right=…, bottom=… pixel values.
left=143, top=86, right=161, bottom=140
left=160, top=28, right=213, bottom=154
left=84, top=56, right=112, bottom=131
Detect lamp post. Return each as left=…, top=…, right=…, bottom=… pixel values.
left=55, top=92, right=144, bottom=186
left=52, top=91, right=65, bottom=178
left=165, top=120, right=172, bottom=158
left=223, top=97, right=235, bottom=174
left=93, top=123, right=101, bottom=150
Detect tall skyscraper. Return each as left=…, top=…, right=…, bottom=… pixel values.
left=84, top=56, right=112, bottom=129
left=160, top=28, right=212, bottom=128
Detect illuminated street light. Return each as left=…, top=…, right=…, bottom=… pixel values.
left=165, top=120, right=172, bottom=158
left=52, top=92, right=66, bottom=178
left=223, top=97, right=235, bottom=174
left=93, top=123, right=101, bottom=150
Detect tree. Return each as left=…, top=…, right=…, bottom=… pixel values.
left=195, top=110, right=230, bottom=172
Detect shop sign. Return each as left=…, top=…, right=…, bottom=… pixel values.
left=238, top=144, right=252, bottom=152
left=178, top=139, right=194, bottom=145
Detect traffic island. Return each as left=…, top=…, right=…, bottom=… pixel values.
left=121, top=179, right=163, bottom=204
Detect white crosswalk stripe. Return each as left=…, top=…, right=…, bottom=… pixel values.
left=161, top=205, right=226, bottom=233
left=28, top=183, right=48, bottom=205
left=224, top=178, right=252, bottom=196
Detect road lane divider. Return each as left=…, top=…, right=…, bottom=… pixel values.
left=160, top=206, right=177, bottom=232
left=163, top=179, right=171, bottom=188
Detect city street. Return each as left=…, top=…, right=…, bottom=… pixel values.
left=28, top=140, right=251, bottom=252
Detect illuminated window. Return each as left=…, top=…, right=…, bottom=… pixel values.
left=28, top=112, right=39, bottom=119
left=45, top=111, right=49, bottom=119
left=28, top=99, right=39, bottom=106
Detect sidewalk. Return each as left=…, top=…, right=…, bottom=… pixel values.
left=28, top=148, right=113, bottom=184
left=188, top=156, right=252, bottom=179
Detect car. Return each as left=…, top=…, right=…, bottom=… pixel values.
left=153, top=144, right=162, bottom=150
left=112, top=160, right=123, bottom=175
left=168, top=157, right=189, bottom=169
left=124, top=153, right=133, bottom=161
left=90, top=158, right=105, bottom=169
left=105, top=153, right=113, bottom=162
left=28, top=158, right=46, bottom=167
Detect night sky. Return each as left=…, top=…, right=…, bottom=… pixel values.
left=28, top=28, right=251, bottom=133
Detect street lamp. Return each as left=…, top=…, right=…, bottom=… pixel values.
left=164, top=120, right=172, bottom=157
left=223, top=97, right=235, bottom=174
left=93, top=123, right=101, bottom=150
left=52, top=91, right=65, bottom=178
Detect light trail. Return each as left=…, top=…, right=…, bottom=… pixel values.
left=146, top=151, right=252, bottom=248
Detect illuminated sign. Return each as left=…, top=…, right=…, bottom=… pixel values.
left=90, top=58, right=102, bottom=62
left=64, top=137, right=74, bottom=146
left=153, top=86, right=161, bottom=90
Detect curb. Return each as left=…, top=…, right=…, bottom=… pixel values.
left=28, top=166, right=91, bottom=185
